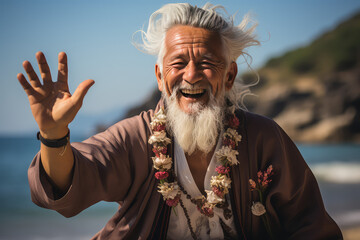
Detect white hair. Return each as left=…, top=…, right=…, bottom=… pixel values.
left=133, top=3, right=260, bottom=110
left=165, top=83, right=225, bottom=154
left=134, top=3, right=260, bottom=70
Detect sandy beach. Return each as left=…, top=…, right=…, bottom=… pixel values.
left=342, top=226, right=360, bottom=240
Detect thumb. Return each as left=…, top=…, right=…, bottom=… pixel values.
left=72, top=79, right=95, bottom=105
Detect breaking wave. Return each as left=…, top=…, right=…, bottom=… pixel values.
left=334, top=210, right=360, bottom=227
left=310, top=162, right=360, bottom=184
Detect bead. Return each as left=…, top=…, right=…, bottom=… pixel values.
left=179, top=199, right=197, bottom=240
left=224, top=208, right=232, bottom=220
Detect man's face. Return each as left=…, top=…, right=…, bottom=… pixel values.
left=155, top=25, right=237, bottom=114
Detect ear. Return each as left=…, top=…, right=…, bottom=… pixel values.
left=225, top=62, right=237, bottom=91
left=155, top=64, right=163, bottom=92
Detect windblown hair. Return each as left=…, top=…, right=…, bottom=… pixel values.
left=134, top=3, right=260, bottom=109
left=134, top=3, right=259, bottom=68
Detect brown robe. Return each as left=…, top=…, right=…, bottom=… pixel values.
left=28, top=102, right=343, bottom=239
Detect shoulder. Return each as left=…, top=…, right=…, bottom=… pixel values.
left=97, top=109, right=154, bottom=148
left=111, top=110, right=154, bottom=132
left=242, top=110, right=286, bottom=141
left=243, top=110, right=275, bottom=125
left=240, top=110, right=301, bottom=163
left=241, top=110, right=307, bottom=172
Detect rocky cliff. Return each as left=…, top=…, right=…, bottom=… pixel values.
left=248, top=11, right=360, bottom=143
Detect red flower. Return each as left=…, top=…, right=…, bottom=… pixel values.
left=197, top=205, right=214, bottom=217
left=212, top=186, right=224, bottom=198
left=262, top=180, right=271, bottom=187
left=152, top=146, right=167, bottom=157
left=166, top=195, right=180, bottom=207
left=155, top=171, right=169, bottom=180
left=223, top=137, right=236, bottom=149
left=153, top=124, right=166, bottom=132
left=251, top=165, right=274, bottom=191
left=228, top=115, right=240, bottom=129
left=215, top=165, right=230, bottom=175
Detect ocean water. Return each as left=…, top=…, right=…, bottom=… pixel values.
left=0, top=136, right=359, bottom=239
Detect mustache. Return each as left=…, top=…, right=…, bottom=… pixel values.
left=175, top=82, right=212, bottom=94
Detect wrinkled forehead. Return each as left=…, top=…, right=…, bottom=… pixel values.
left=164, top=25, right=227, bottom=60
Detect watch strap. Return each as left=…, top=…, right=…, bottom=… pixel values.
left=37, top=130, right=70, bottom=148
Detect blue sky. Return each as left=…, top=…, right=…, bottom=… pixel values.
left=1, top=0, right=360, bottom=136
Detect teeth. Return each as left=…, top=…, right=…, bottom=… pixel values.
left=181, top=89, right=205, bottom=94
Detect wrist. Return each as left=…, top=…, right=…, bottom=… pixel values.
left=37, top=130, right=70, bottom=148
left=40, top=127, right=69, bottom=140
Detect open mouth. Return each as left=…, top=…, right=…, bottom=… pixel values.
left=180, top=89, right=206, bottom=99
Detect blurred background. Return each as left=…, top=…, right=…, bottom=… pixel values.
left=0, top=0, right=359, bottom=239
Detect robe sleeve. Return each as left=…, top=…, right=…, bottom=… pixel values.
left=246, top=112, right=342, bottom=239
left=28, top=111, right=153, bottom=218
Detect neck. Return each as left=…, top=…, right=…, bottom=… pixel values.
left=185, top=147, right=217, bottom=194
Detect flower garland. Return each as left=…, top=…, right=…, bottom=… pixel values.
left=149, top=107, right=242, bottom=218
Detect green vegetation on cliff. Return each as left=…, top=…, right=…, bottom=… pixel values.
left=264, top=12, right=360, bottom=77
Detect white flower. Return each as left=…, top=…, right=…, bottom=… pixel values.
left=150, top=119, right=165, bottom=129
left=151, top=108, right=167, bottom=126
left=205, top=190, right=224, bottom=204
left=210, top=175, right=232, bottom=193
left=152, top=155, right=172, bottom=170
left=148, top=131, right=171, bottom=145
left=150, top=108, right=167, bottom=130
left=158, top=182, right=180, bottom=200
left=224, top=128, right=242, bottom=143
left=155, top=108, right=167, bottom=120
left=215, top=146, right=239, bottom=165
left=251, top=202, right=266, bottom=216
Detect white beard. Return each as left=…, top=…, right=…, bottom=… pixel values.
left=164, top=84, right=225, bottom=155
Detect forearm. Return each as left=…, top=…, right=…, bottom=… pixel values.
left=40, top=128, right=74, bottom=193
left=18, top=51, right=95, bottom=194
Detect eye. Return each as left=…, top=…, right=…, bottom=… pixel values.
left=200, top=61, right=215, bottom=68
left=171, top=62, right=186, bottom=68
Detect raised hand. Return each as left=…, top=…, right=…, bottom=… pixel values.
left=17, top=52, right=94, bottom=139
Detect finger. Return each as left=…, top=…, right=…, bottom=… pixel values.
left=17, top=73, right=36, bottom=96
left=72, top=79, right=95, bottom=106
left=57, top=52, right=69, bottom=91
left=22, top=60, right=42, bottom=88
left=36, top=51, right=52, bottom=88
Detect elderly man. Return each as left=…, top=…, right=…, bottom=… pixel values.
left=18, top=3, right=342, bottom=240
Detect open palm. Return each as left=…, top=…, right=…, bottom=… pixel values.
left=17, top=52, right=94, bottom=138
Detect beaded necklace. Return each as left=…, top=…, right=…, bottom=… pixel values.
left=149, top=107, right=241, bottom=239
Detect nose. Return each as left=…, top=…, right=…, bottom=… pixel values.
left=183, top=61, right=202, bottom=85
